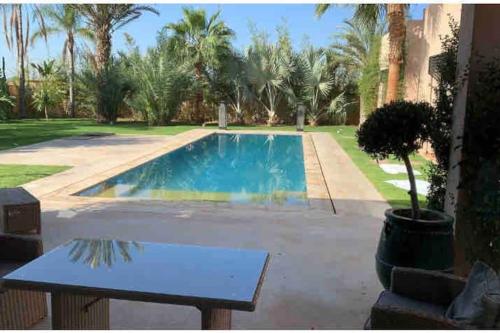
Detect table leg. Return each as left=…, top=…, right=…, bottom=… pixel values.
left=51, top=292, right=109, bottom=330
left=200, top=308, right=232, bottom=330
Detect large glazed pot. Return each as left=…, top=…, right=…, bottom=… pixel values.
left=375, top=208, right=454, bottom=289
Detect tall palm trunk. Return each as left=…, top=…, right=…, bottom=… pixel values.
left=266, top=85, right=277, bottom=126
left=68, top=32, right=75, bottom=118
left=194, top=61, right=203, bottom=123
left=15, top=5, right=27, bottom=118
left=359, top=96, right=366, bottom=125
left=385, top=4, right=406, bottom=103
left=235, top=90, right=244, bottom=124
left=95, top=25, right=111, bottom=123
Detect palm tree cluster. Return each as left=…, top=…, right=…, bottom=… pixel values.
left=330, top=19, right=384, bottom=121
left=31, top=5, right=94, bottom=118
left=1, top=4, right=47, bottom=118
left=0, top=4, right=409, bottom=126
left=316, top=3, right=407, bottom=105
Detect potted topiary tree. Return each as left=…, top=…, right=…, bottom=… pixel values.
left=357, top=101, right=454, bottom=289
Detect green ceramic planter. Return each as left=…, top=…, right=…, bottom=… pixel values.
left=375, top=208, right=454, bottom=289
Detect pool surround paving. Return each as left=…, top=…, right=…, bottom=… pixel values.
left=0, top=129, right=389, bottom=329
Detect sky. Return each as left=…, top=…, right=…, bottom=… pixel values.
left=0, top=3, right=428, bottom=77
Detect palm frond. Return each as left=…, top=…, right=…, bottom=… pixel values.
left=315, top=4, right=330, bottom=17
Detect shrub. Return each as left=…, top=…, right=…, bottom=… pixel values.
left=357, top=101, right=433, bottom=218
left=125, top=47, right=192, bottom=125
left=426, top=16, right=459, bottom=210
left=31, top=60, right=65, bottom=120
left=76, top=58, right=135, bottom=123
left=0, top=57, right=14, bottom=120
left=457, top=58, right=500, bottom=269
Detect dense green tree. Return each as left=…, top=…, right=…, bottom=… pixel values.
left=76, top=56, right=134, bottom=122
left=165, top=8, right=234, bottom=121
left=207, top=51, right=251, bottom=123
left=70, top=4, right=158, bottom=122
left=31, top=5, right=94, bottom=118
left=122, top=40, right=192, bottom=125
left=332, top=19, right=384, bottom=121
left=426, top=17, right=459, bottom=211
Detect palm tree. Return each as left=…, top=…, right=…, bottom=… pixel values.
left=332, top=20, right=379, bottom=69
left=300, top=48, right=334, bottom=126
left=68, top=239, right=143, bottom=268
left=332, top=20, right=384, bottom=121
left=316, top=4, right=407, bottom=103
left=1, top=4, right=47, bottom=118
left=217, top=52, right=251, bottom=124
left=246, top=36, right=294, bottom=126
left=70, top=4, right=159, bottom=122
left=31, top=5, right=94, bottom=118
left=31, top=59, right=64, bottom=120
left=123, top=42, right=192, bottom=126
left=165, top=7, right=234, bottom=121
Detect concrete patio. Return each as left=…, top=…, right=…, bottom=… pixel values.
left=0, top=130, right=389, bottom=329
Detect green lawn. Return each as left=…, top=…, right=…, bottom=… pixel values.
left=0, top=119, right=198, bottom=151
left=0, top=119, right=429, bottom=208
left=0, top=164, right=70, bottom=188
left=314, top=126, right=428, bottom=208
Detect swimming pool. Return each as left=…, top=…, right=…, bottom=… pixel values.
left=78, top=133, right=307, bottom=204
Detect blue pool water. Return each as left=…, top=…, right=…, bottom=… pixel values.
left=78, top=133, right=307, bottom=204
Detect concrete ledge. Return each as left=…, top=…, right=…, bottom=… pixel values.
left=310, top=132, right=389, bottom=217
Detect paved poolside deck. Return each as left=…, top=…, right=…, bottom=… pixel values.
left=0, top=129, right=389, bottom=329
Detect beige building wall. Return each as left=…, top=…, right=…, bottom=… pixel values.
left=404, top=4, right=462, bottom=104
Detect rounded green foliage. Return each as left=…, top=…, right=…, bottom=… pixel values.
left=357, top=100, right=433, bottom=160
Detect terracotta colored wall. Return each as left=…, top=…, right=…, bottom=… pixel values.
left=404, top=4, right=462, bottom=104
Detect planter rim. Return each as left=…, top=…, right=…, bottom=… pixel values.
left=385, top=208, right=454, bottom=227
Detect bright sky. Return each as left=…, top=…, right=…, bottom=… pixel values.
left=0, top=3, right=427, bottom=77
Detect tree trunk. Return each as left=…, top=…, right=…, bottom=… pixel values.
left=403, top=154, right=420, bottom=219
left=235, top=99, right=244, bottom=124
left=359, top=96, right=366, bottom=126
left=95, top=24, right=111, bottom=123
left=44, top=106, right=48, bottom=120
left=385, top=4, right=406, bottom=103
left=266, top=110, right=276, bottom=126
left=309, top=117, right=318, bottom=127
left=16, top=5, right=27, bottom=118
left=194, top=62, right=204, bottom=123
left=68, top=34, right=75, bottom=118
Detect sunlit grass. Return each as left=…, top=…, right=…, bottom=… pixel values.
left=0, top=164, right=70, bottom=188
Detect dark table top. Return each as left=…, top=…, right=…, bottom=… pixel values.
left=1, top=239, right=269, bottom=311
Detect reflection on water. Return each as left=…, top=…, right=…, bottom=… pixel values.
left=79, top=133, right=307, bottom=205
left=67, top=239, right=143, bottom=268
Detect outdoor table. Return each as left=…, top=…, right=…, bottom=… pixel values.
left=0, top=239, right=270, bottom=330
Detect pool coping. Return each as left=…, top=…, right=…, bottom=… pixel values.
left=35, top=129, right=334, bottom=213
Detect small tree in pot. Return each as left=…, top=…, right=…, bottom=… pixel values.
left=357, top=101, right=454, bottom=289
left=357, top=101, right=432, bottom=218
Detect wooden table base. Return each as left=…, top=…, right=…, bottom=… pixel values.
left=51, top=293, right=109, bottom=330
left=51, top=293, right=232, bottom=330
left=201, top=308, right=232, bottom=330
